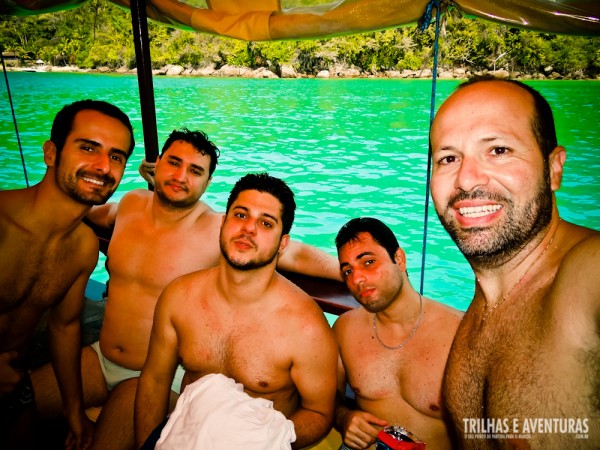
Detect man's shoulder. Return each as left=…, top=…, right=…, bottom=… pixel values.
left=426, top=297, right=464, bottom=321
left=72, top=221, right=101, bottom=265
left=120, top=189, right=152, bottom=204
left=555, top=222, right=599, bottom=280
left=332, top=307, right=366, bottom=334
left=554, top=225, right=600, bottom=304
left=114, top=189, right=152, bottom=217
left=0, top=187, right=31, bottom=218
left=167, top=266, right=217, bottom=292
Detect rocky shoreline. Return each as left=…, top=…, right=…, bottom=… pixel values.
left=4, top=63, right=597, bottom=80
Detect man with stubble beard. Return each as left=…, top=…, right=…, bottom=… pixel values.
left=0, top=100, right=134, bottom=450
left=135, top=173, right=337, bottom=449
left=430, top=77, right=599, bottom=449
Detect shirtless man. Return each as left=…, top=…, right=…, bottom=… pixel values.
left=430, top=77, right=600, bottom=448
left=134, top=172, right=338, bottom=448
left=333, top=217, right=462, bottom=449
left=33, top=128, right=340, bottom=449
left=0, top=100, right=134, bottom=450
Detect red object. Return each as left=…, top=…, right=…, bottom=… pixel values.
left=376, top=428, right=426, bottom=450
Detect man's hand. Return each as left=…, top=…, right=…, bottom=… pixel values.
left=138, top=158, right=156, bottom=186
left=0, top=351, right=23, bottom=397
left=341, top=410, right=388, bottom=449
left=64, top=410, right=95, bottom=450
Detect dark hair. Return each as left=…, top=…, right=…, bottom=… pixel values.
left=457, top=76, right=558, bottom=158
left=51, top=99, right=135, bottom=156
left=335, top=217, right=400, bottom=262
left=161, top=128, right=220, bottom=177
left=226, top=173, right=296, bottom=235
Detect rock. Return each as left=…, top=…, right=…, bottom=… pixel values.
left=218, top=65, right=251, bottom=77
left=249, top=67, right=278, bottom=78
left=166, top=65, right=184, bottom=76
left=491, top=69, right=510, bottom=79
left=439, top=70, right=454, bottom=79
left=418, top=68, right=432, bottom=78
left=196, top=65, right=217, bottom=76
left=316, top=70, right=330, bottom=78
left=280, top=64, right=297, bottom=78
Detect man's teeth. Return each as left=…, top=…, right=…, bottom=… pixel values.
left=459, top=205, right=502, bottom=218
left=83, top=177, right=104, bottom=186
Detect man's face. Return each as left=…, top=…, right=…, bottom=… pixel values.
left=430, top=81, right=556, bottom=265
left=154, top=140, right=212, bottom=209
left=51, top=109, right=131, bottom=206
left=219, top=189, right=288, bottom=271
left=338, top=232, right=404, bottom=313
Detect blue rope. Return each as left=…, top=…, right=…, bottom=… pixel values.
left=417, top=0, right=443, bottom=295
left=1, top=53, right=30, bottom=187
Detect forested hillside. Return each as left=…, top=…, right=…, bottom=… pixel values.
left=1, top=1, right=599, bottom=78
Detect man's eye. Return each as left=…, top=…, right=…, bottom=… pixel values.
left=491, top=146, right=510, bottom=156
left=364, top=259, right=375, bottom=266
left=168, top=160, right=178, bottom=166
left=438, top=155, right=458, bottom=165
left=262, top=221, right=272, bottom=228
left=342, top=269, right=352, bottom=277
left=111, top=155, right=125, bottom=164
left=235, top=212, right=246, bottom=219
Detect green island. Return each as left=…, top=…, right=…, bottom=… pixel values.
left=1, top=0, right=599, bottom=79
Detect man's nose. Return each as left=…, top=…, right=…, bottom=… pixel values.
left=455, top=156, right=489, bottom=192
left=242, top=218, right=257, bottom=234
left=91, top=152, right=111, bottom=174
left=350, top=269, right=366, bottom=286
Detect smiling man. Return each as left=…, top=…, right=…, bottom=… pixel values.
left=134, top=173, right=337, bottom=449
left=430, top=77, right=600, bottom=448
left=333, top=217, right=461, bottom=450
left=0, top=100, right=134, bottom=450
left=33, top=129, right=341, bottom=450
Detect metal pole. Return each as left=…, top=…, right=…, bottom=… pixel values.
left=130, top=0, right=159, bottom=179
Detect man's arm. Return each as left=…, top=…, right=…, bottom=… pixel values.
left=288, top=313, right=338, bottom=448
left=278, top=240, right=342, bottom=281
left=134, top=287, right=180, bottom=448
left=86, top=202, right=119, bottom=229
left=138, top=159, right=156, bottom=186
left=47, top=259, right=96, bottom=449
left=332, top=318, right=387, bottom=449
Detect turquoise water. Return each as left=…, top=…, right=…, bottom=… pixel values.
left=1, top=72, right=598, bottom=311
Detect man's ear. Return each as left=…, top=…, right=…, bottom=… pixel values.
left=278, top=234, right=290, bottom=255
left=394, top=247, right=407, bottom=271
left=43, top=140, right=57, bottom=167
left=549, top=146, right=566, bottom=192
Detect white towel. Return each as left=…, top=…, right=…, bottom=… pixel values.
left=156, top=373, right=296, bottom=450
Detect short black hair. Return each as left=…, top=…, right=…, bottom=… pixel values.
left=457, top=76, right=558, bottom=158
left=335, top=217, right=400, bottom=262
left=161, top=128, right=220, bottom=177
left=226, top=173, right=296, bottom=235
left=51, top=99, right=135, bottom=156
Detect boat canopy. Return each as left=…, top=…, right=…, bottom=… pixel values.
left=2, top=0, right=599, bottom=39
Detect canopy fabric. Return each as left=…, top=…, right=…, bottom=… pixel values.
left=2, top=0, right=599, bottom=39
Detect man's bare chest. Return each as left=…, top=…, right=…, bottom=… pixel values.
left=179, top=321, right=293, bottom=395
left=344, top=337, right=444, bottom=417
left=445, top=307, right=598, bottom=430
left=110, top=217, right=220, bottom=276
left=0, top=234, right=80, bottom=311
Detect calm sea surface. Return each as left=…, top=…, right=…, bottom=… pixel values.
left=1, top=72, right=598, bottom=311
